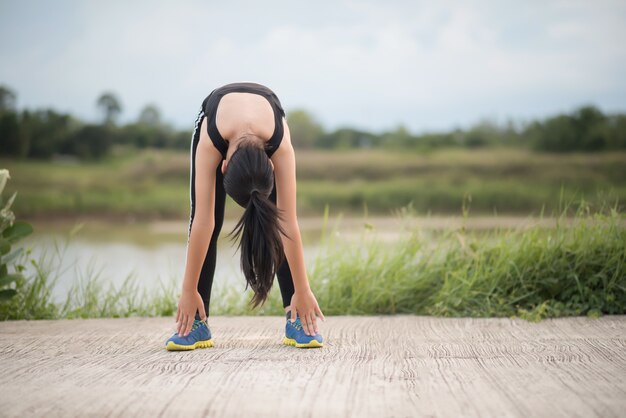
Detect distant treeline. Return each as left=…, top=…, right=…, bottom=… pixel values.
left=1, top=84, right=625, bottom=160
left=289, top=106, right=626, bottom=152
left=0, top=86, right=190, bottom=160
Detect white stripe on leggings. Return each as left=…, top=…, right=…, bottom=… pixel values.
left=187, top=108, right=205, bottom=242
left=183, top=107, right=205, bottom=275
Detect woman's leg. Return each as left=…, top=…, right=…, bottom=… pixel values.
left=268, top=178, right=296, bottom=310
left=188, top=109, right=226, bottom=320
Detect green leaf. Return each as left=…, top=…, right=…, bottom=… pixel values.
left=2, top=222, right=33, bottom=243
left=0, top=288, right=17, bottom=300
left=0, top=238, right=10, bottom=255
left=0, top=247, right=23, bottom=265
left=0, top=273, right=21, bottom=287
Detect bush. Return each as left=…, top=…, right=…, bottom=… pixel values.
left=0, top=169, right=33, bottom=301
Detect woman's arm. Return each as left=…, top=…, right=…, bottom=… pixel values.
left=271, top=119, right=325, bottom=336
left=177, top=116, right=223, bottom=336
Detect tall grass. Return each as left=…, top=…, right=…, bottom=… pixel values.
left=0, top=201, right=624, bottom=321
left=307, top=201, right=626, bottom=320
left=190, top=200, right=626, bottom=320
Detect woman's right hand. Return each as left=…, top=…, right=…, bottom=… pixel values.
left=176, top=288, right=206, bottom=336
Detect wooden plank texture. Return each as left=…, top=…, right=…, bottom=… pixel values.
left=0, top=316, right=625, bottom=417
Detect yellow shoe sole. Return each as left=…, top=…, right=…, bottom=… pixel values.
left=283, top=337, right=323, bottom=348
left=166, top=339, right=214, bottom=351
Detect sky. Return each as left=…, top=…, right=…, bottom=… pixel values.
left=1, top=0, right=625, bottom=133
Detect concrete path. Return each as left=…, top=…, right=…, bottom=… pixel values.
left=0, top=316, right=625, bottom=417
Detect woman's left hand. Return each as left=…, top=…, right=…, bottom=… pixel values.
left=289, top=288, right=325, bottom=336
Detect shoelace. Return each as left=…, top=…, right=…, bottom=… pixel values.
left=191, top=319, right=206, bottom=332
left=289, top=317, right=303, bottom=330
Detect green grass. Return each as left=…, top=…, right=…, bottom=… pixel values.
left=1, top=201, right=624, bottom=321
left=308, top=203, right=626, bottom=320
left=2, top=147, right=626, bottom=218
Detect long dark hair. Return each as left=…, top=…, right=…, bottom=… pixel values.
left=223, top=138, right=288, bottom=308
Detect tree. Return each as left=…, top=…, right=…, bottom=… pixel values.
left=286, top=109, right=324, bottom=149
left=0, top=85, right=16, bottom=112
left=66, top=125, right=113, bottom=160
left=96, top=92, right=122, bottom=125
left=0, top=112, right=20, bottom=156
left=572, top=106, right=606, bottom=151
left=25, top=110, right=74, bottom=159
left=382, top=125, right=413, bottom=148
left=320, top=127, right=377, bottom=149
left=462, top=120, right=503, bottom=148
left=606, top=115, right=626, bottom=150
left=530, top=105, right=608, bottom=152
left=138, top=104, right=161, bottom=126
left=0, top=85, right=20, bottom=156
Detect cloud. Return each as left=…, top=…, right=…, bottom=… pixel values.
left=1, top=0, right=625, bottom=132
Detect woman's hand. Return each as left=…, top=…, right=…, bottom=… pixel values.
left=289, top=288, right=325, bottom=336
left=176, top=288, right=206, bottom=337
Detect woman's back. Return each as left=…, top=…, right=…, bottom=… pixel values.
left=202, top=82, right=287, bottom=159
left=216, top=92, right=275, bottom=142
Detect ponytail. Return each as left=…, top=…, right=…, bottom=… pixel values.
left=228, top=190, right=287, bottom=307
left=223, top=139, right=289, bottom=308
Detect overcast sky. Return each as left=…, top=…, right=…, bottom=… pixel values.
left=1, top=0, right=625, bottom=133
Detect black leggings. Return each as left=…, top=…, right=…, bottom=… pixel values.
left=188, top=109, right=296, bottom=320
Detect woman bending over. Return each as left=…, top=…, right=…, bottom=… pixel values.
left=165, top=82, right=325, bottom=350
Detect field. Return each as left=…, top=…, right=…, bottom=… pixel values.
left=2, top=147, right=626, bottom=219
left=1, top=147, right=624, bottom=321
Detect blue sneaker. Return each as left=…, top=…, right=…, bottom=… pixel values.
left=165, top=318, right=214, bottom=351
left=283, top=311, right=323, bottom=348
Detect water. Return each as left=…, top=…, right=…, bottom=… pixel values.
left=22, top=229, right=322, bottom=303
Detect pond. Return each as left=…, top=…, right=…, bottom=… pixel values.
left=21, top=218, right=328, bottom=303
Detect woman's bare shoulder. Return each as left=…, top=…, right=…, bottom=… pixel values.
left=198, top=115, right=226, bottom=166
left=271, top=118, right=294, bottom=161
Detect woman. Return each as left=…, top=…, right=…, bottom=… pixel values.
left=165, top=82, right=325, bottom=350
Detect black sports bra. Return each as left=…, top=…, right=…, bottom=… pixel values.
left=201, top=82, right=286, bottom=159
